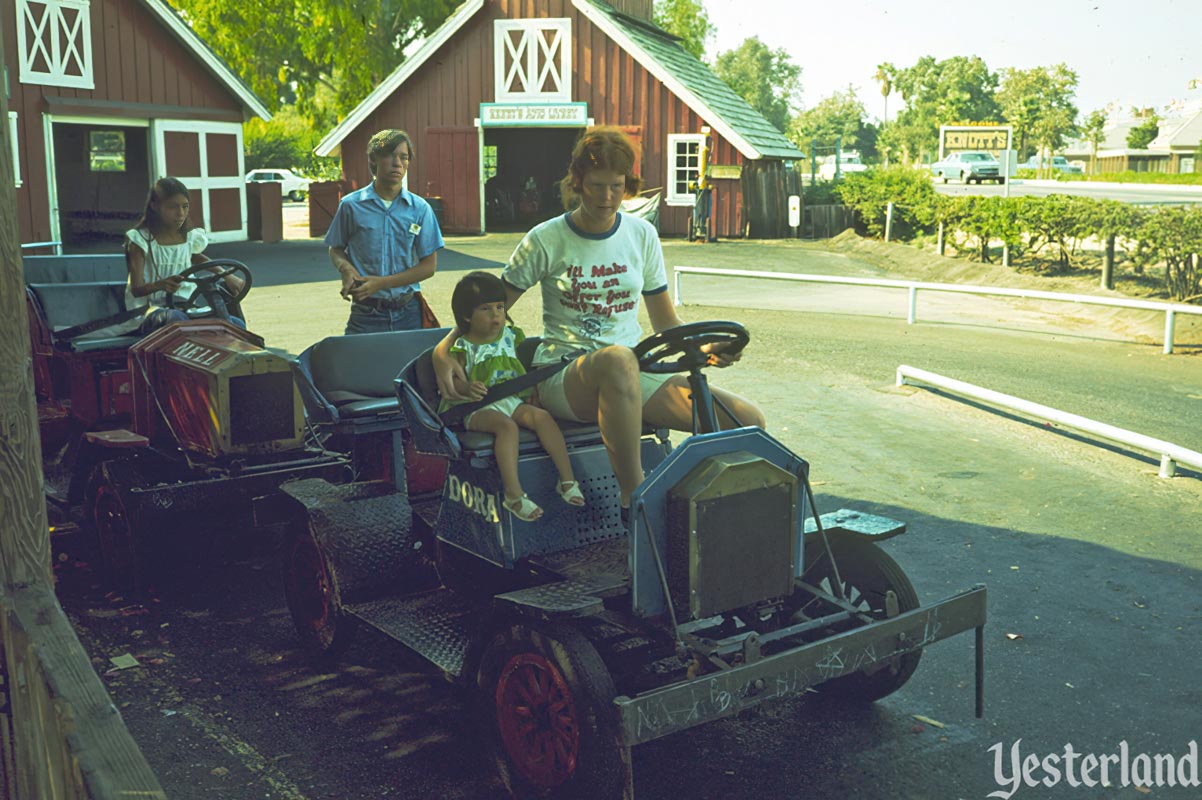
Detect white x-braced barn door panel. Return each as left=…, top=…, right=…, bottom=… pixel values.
left=151, top=120, right=247, bottom=242
left=494, top=18, right=571, bottom=103
left=16, top=0, right=94, bottom=89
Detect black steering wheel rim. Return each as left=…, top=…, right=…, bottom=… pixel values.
left=632, top=320, right=749, bottom=374
left=174, top=259, right=252, bottom=313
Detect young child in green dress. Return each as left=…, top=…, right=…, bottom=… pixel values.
left=440, top=271, right=585, bottom=522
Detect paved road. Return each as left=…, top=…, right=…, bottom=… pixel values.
left=59, top=236, right=1202, bottom=800
left=935, top=179, right=1202, bottom=205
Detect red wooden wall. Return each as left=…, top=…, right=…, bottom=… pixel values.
left=338, top=0, right=749, bottom=238
left=3, top=0, right=246, bottom=244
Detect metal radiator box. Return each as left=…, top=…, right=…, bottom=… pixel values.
left=667, top=451, right=797, bottom=619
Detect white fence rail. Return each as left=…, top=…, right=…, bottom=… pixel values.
left=672, top=266, right=1202, bottom=354
left=896, top=365, right=1202, bottom=478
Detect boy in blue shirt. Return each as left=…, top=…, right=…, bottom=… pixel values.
left=326, top=129, right=444, bottom=334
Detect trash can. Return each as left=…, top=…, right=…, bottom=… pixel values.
left=246, top=182, right=282, bottom=242
left=309, top=181, right=344, bottom=238
left=426, top=196, right=445, bottom=228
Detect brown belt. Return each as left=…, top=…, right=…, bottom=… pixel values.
left=354, top=293, right=415, bottom=311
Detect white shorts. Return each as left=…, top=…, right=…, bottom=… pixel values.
left=464, top=395, right=524, bottom=428
left=537, top=366, right=675, bottom=423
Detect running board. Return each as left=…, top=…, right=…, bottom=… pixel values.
left=346, top=589, right=486, bottom=678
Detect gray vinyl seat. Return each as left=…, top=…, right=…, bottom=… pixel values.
left=26, top=282, right=141, bottom=352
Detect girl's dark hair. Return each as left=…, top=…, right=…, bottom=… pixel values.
left=451, top=271, right=508, bottom=329
left=133, top=177, right=193, bottom=234
left=559, top=125, right=643, bottom=210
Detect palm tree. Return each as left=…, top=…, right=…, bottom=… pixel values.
left=873, top=62, right=895, bottom=165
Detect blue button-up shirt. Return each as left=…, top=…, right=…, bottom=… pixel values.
left=325, top=184, right=445, bottom=300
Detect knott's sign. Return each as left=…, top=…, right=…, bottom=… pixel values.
left=938, top=124, right=1014, bottom=159
left=480, top=102, right=589, bottom=127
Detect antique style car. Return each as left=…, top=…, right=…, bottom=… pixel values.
left=275, top=322, right=988, bottom=799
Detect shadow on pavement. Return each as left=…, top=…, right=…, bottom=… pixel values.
left=54, top=491, right=1202, bottom=800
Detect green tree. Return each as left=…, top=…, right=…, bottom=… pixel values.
left=1081, top=109, right=1108, bottom=175
left=1127, top=116, right=1160, bottom=149
left=713, top=37, right=802, bottom=131
left=169, top=0, right=457, bottom=124
left=885, top=55, right=1000, bottom=164
left=652, top=0, right=714, bottom=61
left=788, top=87, right=868, bottom=157
left=997, top=64, right=1079, bottom=166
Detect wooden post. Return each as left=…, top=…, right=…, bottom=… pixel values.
left=1102, top=234, right=1116, bottom=290
left=0, top=10, right=165, bottom=792
left=0, top=28, right=51, bottom=590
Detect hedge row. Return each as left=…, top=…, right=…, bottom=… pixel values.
left=833, top=167, right=1202, bottom=302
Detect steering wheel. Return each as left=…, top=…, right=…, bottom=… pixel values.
left=172, top=259, right=253, bottom=318
left=632, top=320, right=749, bottom=375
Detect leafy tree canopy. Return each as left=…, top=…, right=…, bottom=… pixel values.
left=789, top=87, right=873, bottom=157
left=997, top=64, right=1079, bottom=158
left=1127, top=116, right=1160, bottom=149
left=168, top=0, right=457, bottom=126
left=884, top=55, right=1000, bottom=163
left=652, top=0, right=714, bottom=61
left=713, top=37, right=802, bottom=132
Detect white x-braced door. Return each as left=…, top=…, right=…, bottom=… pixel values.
left=150, top=120, right=247, bottom=242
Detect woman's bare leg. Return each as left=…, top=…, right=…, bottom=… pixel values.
left=513, top=404, right=575, bottom=484
left=642, top=377, right=767, bottom=431
left=466, top=410, right=524, bottom=501
left=560, top=346, right=644, bottom=503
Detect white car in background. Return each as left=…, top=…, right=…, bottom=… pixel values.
left=245, top=168, right=311, bottom=201
left=817, top=152, right=870, bottom=180
left=929, top=151, right=1004, bottom=184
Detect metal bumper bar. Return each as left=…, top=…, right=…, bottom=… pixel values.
left=614, top=584, right=987, bottom=746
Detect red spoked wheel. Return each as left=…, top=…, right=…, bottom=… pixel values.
left=282, top=525, right=355, bottom=658
left=478, top=623, right=629, bottom=799
left=495, top=652, right=582, bottom=790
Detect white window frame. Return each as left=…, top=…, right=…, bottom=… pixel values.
left=8, top=112, right=21, bottom=188
left=666, top=133, right=705, bottom=207
left=494, top=18, right=571, bottom=103
left=16, top=0, right=94, bottom=89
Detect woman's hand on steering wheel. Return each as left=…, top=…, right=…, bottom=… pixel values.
left=701, top=339, right=743, bottom=368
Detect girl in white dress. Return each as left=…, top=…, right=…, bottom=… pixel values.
left=124, top=177, right=245, bottom=334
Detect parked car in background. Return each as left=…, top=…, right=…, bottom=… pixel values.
left=246, top=169, right=311, bottom=201
left=1021, top=155, right=1084, bottom=174
left=817, top=152, right=870, bottom=180
left=929, top=151, right=1004, bottom=184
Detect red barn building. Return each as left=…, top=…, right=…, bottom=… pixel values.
left=4, top=0, right=269, bottom=250
left=316, top=0, right=803, bottom=239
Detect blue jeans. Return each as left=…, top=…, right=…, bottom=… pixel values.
left=139, top=308, right=246, bottom=335
left=345, top=300, right=421, bottom=335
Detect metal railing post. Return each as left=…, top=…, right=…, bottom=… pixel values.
left=674, top=270, right=682, bottom=306
left=1164, top=309, right=1175, bottom=355
left=884, top=202, right=894, bottom=243
left=907, top=286, right=917, bottom=324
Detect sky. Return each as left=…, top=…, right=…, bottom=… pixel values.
left=703, top=0, right=1201, bottom=124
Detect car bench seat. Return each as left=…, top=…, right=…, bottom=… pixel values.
left=293, top=328, right=452, bottom=428
left=397, top=337, right=663, bottom=461
left=26, top=282, right=142, bottom=352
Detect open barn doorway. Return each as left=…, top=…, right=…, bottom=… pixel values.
left=484, top=127, right=581, bottom=231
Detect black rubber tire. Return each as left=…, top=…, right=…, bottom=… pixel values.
left=477, top=622, right=630, bottom=800
left=282, top=521, right=356, bottom=659
left=801, top=535, right=922, bottom=702
left=289, top=190, right=306, bottom=201
left=85, top=460, right=143, bottom=596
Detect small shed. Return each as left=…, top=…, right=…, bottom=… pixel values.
left=4, top=0, right=270, bottom=250
left=315, top=0, right=803, bottom=239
